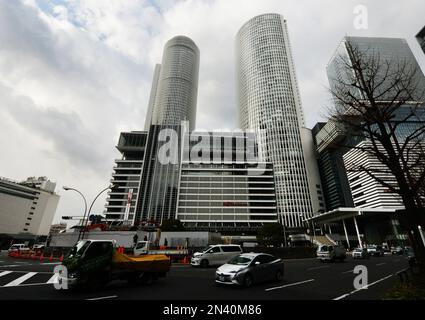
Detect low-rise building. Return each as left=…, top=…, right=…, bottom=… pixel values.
left=0, top=176, right=60, bottom=236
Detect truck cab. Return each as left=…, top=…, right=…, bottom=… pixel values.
left=61, top=239, right=170, bottom=290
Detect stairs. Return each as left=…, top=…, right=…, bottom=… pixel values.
left=312, top=235, right=335, bottom=246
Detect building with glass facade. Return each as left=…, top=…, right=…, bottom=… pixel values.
left=236, top=13, right=322, bottom=228
left=150, top=36, right=200, bottom=132
left=327, top=36, right=425, bottom=102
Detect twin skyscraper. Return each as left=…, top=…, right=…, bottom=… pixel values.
left=106, top=14, right=324, bottom=232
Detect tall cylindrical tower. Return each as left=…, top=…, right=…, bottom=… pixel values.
left=152, top=35, right=200, bottom=131
left=236, top=13, right=313, bottom=228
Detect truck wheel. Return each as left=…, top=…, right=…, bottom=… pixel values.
left=127, top=272, right=141, bottom=286
left=141, top=273, right=154, bottom=285
left=200, top=259, right=209, bottom=268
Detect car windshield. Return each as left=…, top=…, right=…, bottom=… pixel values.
left=201, top=246, right=213, bottom=253
left=319, top=246, right=330, bottom=252
left=69, top=240, right=91, bottom=257
left=228, top=255, right=253, bottom=265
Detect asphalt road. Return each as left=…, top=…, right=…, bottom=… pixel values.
left=0, top=251, right=409, bottom=300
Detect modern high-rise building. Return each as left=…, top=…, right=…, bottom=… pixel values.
left=327, top=36, right=425, bottom=102
left=149, top=36, right=200, bottom=131
left=144, top=64, right=161, bottom=131
left=105, top=131, right=147, bottom=224
left=0, top=176, right=60, bottom=236
left=107, top=35, right=200, bottom=226
left=416, top=26, right=425, bottom=54
left=236, top=13, right=322, bottom=228
left=176, top=131, right=278, bottom=232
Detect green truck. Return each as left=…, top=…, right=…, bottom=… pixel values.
left=60, top=239, right=171, bottom=290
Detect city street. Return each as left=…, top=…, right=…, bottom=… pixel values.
left=0, top=251, right=409, bottom=300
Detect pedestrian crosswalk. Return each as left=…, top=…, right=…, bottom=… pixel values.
left=0, top=270, right=58, bottom=288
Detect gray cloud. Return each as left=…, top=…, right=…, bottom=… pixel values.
left=1, top=0, right=424, bottom=224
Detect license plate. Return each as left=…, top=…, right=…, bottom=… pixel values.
left=219, top=276, right=225, bottom=281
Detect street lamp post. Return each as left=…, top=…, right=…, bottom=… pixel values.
left=82, top=185, right=115, bottom=240
left=63, top=184, right=115, bottom=242
left=63, top=186, right=87, bottom=242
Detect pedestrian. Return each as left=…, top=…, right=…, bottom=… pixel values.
left=133, top=234, right=138, bottom=247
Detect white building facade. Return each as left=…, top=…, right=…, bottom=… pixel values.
left=0, top=177, right=60, bottom=236
left=236, top=14, right=321, bottom=228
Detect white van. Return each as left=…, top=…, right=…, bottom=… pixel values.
left=317, top=245, right=346, bottom=262
left=191, top=244, right=243, bottom=268
left=8, top=244, right=29, bottom=253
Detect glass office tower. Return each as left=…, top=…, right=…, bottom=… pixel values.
left=236, top=14, right=316, bottom=228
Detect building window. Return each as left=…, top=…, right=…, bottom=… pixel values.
left=23, top=228, right=28, bottom=232
left=31, top=206, right=36, bottom=210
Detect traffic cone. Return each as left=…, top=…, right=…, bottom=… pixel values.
left=59, top=254, right=64, bottom=262
left=49, top=253, right=53, bottom=261
left=39, top=253, right=44, bottom=261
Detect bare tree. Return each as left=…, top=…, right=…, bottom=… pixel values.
left=327, top=39, right=425, bottom=267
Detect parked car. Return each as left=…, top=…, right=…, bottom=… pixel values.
left=191, top=244, right=242, bottom=268
left=352, top=247, right=369, bottom=259
left=215, top=253, right=284, bottom=287
left=317, top=245, right=346, bottom=262
left=391, top=246, right=404, bottom=255
left=8, top=244, right=30, bottom=253
left=366, top=245, right=384, bottom=256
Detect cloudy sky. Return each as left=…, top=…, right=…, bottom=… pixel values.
left=1, top=0, right=424, bottom=226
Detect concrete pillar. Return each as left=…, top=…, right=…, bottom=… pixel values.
left=328, top=224, right=332, bottom=234
left=342, top=219, right=350, bottom=249
left=353, top=216, right=362, bottom=249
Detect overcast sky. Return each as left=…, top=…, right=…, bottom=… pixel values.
left=1, top=0, right=424, bottom=226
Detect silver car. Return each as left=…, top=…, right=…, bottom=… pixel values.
left=215, top=253, right=284, bottom=287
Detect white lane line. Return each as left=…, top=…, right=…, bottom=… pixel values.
left=0, top=265, right=20, bottom=268
left=42, top=262, right=61, bottom=265
left=86, top=295, right=118, bottom=301
left=342, top=269, right=354, bottom=274
left=47, top=274, right=59, bottom=284
left=307, top=266, right=330, bottom=271
left=0, top=282, right=53, bottom=288
left=376, top=263, right=386, bottom=266
left=265, top=279, right=315, bottom=292
left=333, top=273, right=396, bottom=300
left=0, top=271, right=13, bottom=278
left=4, top=272, right=37, bottom=287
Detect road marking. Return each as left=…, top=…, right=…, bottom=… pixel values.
left=307, top=266, right=330, bottom=271
left=333, top=269, right=408, bottom=300
left=376, top=263, right=386, bottom=266
left=42, top=262, right=61, bottom=265
left=47, top=274, right=59, bottom=284
left=0, top=265, right=20, bottom=268
left=265, top=279, right=315, bottom=292
left=4, top=272, right=37, bottom=287
left=0, top=271, right=13, bottom=278
left=86, top=295, right=118, bottom=301
left=342, top=269, right=354, bottom=274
